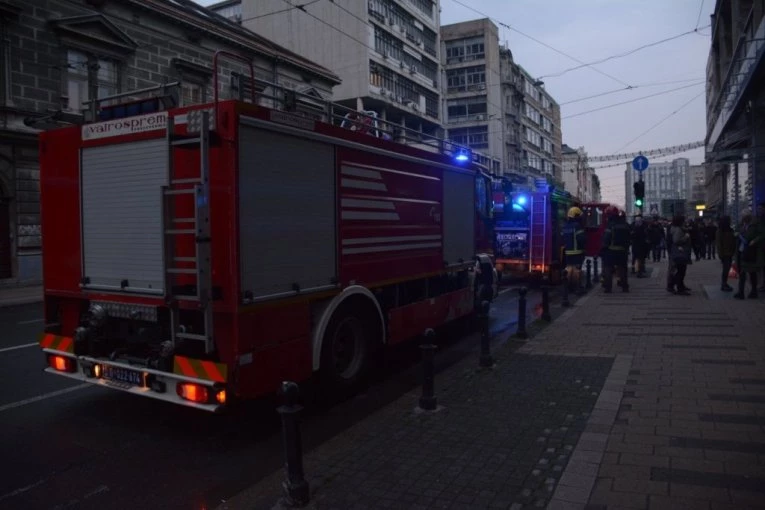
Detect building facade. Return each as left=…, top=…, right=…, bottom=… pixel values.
left=242, top=0, right=445, bottom=150
left=441, top=19, right=503, bottom=173
left=705, top=0, right=765, bottom=211
left=624, top=158, right=690, bottom=218
left=688, top=164, right=707, bottom=209
left=561, top=144, right=597, bottom=201
left=0, top=0, right=339, bottom=286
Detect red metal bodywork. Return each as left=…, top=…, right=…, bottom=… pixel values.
left=39, top=100, right=490, bottom=403
left=580, top=202, right=618, bottom=257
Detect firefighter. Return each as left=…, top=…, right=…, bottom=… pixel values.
left=562, top=206, right=586, bottom=294
left=601, top=206, right=631, bottom=293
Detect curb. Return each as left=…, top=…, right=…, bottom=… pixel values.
left=0, top=296, right=43, bottom=308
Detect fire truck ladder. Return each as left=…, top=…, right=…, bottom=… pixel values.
left=162, top=111, right=214, bottom=354
left=529, top=194, right=548, bottom=273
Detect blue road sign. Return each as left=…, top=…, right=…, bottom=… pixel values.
left=632, top=155, right=649, bottom=172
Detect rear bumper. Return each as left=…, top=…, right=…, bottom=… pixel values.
left=42, top=349, right=224, bottom=413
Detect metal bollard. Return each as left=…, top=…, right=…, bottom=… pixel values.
left=585, top=259, right=593, bottom=289
left=593, top=257, right=599, bottom=285
left=277, top=381, right=310, bottom=507
left=541, top=281, right=552, bottom=322
left=419, top=328, right=437, bottom=410
left=479, top=301, right=494, bottom=368
left=561, top=269, right=571, bottom=307
left=516, top=287, right=528, bottom=339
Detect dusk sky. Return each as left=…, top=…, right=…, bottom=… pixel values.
left=196, top=0, right=714, bottom=206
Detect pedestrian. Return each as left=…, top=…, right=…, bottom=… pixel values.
left=716, top=216, right=736, bottom=292
left=734, top=209, right=765, bottom=299
left=562, top=206, right=586, bottom=294
left=602, top=207, right=630, bottom=293
left=704, top=219, right=717, bottom=260
left=668, top=215, right=691, bottom=295
left=648, top=218, right=663, bottom=263
left=631, top=215, right=648, bottom=277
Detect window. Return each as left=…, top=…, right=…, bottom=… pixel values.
left=542, top=138, right=552, bottom=153
left=527, top=154, right=541, bottom=170
left=449, top=125, right=489, bottom=149
left=181, top=82, right=204, bottom=106
left=542, top=116, right=551, bottom=132
left=368, top=61, right=439, bottom=118
left=445, top=36, right=485, bottom=63
left=446, top=65, right=485, bottom=92
left=447, top=96, right=487, bottom=120
left=524, top=80, right=540, bottom=101
left=542, top=96, right=551, bottom=109
left=65, top=49, right=118, bottom=112
left=524, top=103, right=540, bottom=123
left=373, top=26, right=438, bottom=82
left=524, top=127, right=541, bottom=147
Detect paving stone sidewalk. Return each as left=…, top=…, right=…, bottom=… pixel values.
left=521, top=257, right=765, bottom=510
left=217, top=288, right=624, bottom=510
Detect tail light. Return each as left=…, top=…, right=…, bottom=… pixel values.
left=48, top=355, right=76, bottom=373
left=176, top=383, right=209, bottom=404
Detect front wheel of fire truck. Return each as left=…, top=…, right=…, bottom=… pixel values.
left=319, top=304, right=375, bottom=393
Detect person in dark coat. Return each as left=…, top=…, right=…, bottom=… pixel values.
left=631, top=215, right=648, bottom=277
left=716, top=216, right=736, bottom=292
left=704, top=219, right=717, bottom=260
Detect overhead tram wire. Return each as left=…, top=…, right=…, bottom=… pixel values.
left=563, top=81, right=705, bottom=119
left=614, top=91, right=705, bottom=153
left=696, top=0, right=706, bottom=29
left=447, top=0, right=633, bottom=88
left=559, top=78, right=705, bottom=106
left=538, top=25, right=710, bottom=80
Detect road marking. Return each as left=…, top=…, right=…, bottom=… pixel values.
left=0, top=479, right=46, bottom=503
left=17, top=318, right=44, bottom=325
left=0, top=342, right=38, bottom=354
left=0, top=384, right=90, bottom=414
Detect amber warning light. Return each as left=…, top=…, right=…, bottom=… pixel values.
left=48, top=355, right=76, bottom=373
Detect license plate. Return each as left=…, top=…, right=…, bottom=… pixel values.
left=102, top=366, right=144, bottom=387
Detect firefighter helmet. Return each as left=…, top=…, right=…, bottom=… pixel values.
left=604, top=205, right=620, bottom=217
left=567, top=207, right=583, bottom=219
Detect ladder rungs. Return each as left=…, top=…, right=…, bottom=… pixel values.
left=171, top=137, right=201, bottom=146
left=164, top=188, right=196, bottom=196
left=176, top=332, right=209, bottom=341
left=165, top=229, right=196, bottom=235
left=166, top=268, right=197, bottom=274
left=174, top=295, right=200, bottom=301
left=173, top=256, right=197, bottom=262
left=171, top=178, right=202, bottom=184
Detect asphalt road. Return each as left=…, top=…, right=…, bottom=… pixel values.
left=0, top=288, right=538, bottom=510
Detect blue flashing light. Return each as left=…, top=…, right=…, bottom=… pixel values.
left=454, top=148, right=471, bottom=164
left=515, top=195, right=528, bottom=206
left=511, top=203, right=526, bottom=212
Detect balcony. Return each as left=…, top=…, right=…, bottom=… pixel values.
left=707, top=8, right=765, bottom=150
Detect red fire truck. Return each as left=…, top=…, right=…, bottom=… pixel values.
left=37, top=71, right=497, bottom=412
left=492, top=179, right=577, bottom=283
left=580, top=202, right=622, bottom=257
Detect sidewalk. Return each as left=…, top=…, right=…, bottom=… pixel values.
left=218, top=258, right=765, bottom=510
left=0, top=285, right=43, bottom=308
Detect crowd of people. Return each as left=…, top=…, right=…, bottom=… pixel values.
left=561, top=204, right=765, bottom=299
left=615, top=203, right=765, bottom=298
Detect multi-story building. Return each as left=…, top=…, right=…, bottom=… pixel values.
left=624, top=158, right=690, bottom=217
left=688, top=164, right=707, bottom=207
left=591, top=173, right=602, bottom=203
left=561, top=144, right=596, bottom=201
left=705, top=0, right=764, bottom=211
left=0, top=0, right=339, bottom=286
left=517, top=64, right=563, bottom=184
left=440, top=19, right=502, bottom=173
left=499, top=45, right=524, bottom=178
left=242, top=0, right=444, bottom=147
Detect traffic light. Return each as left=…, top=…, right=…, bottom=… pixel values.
left=633, top=180, right=645, bottom=208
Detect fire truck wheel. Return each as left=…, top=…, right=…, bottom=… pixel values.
left=320, top=306, right=374, bottom=388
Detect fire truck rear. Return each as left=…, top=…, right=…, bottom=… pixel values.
left=37, top=66, right=496, bottom=412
